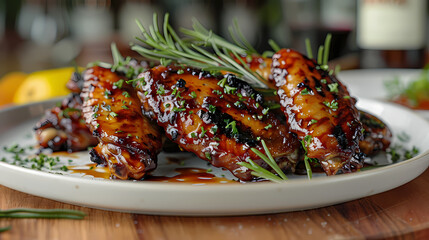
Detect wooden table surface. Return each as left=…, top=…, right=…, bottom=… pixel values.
left=0, top=168, right=429, bottom=240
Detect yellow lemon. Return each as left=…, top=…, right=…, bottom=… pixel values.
left=13, top=67, right=78, bottom=104
left=0, top=72, right=28, bottom=106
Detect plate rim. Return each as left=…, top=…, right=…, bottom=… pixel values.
left=0, top=97, right=428, bottom=215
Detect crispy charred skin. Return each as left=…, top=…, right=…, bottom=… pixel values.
left=66, top=71, right=85, bottom=93
left=271, top=49, right=363, bottom=175
left=81, top=66, right=162, bottom=180
left=359, top=110, right=392, bottom=156
left=136, top=65, right=300, bottom=181
left=34, top=93, right=98, bottom=152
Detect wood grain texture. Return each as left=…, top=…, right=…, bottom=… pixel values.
left=1, top=169, right=429, bottom=240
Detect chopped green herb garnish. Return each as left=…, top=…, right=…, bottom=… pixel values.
left=308, top=119, right=318, bottom=126
left=210, top=125, right=218, bottom=134
left=200, top=127, right=207, bottom=138
left=223, top=85, right=237, bottom=94
left=4, top=144, right=25, bottom=154
left=122, top=91, right=131, bottom=98
left=217, top=78, right=227, bottom=88
left=301, top=88, right=311, bottom=95
left=189, top=91, right=197, bottom=98
left=104, top=90, right=112, bottom=98
left=208, top=105, right=216, bottom=113
left=157, top=86, right=165, bottom=95
left=212, top=89, right=223, bottom=95
left=60, top=108, right=81, bottom=119
left=225, top=120, right=239, bottom=135
left=262, top=108, right=269, bottom=115
left=328, top=83, right=339, bottom=93
left=126, top=77, right=146, bottom=87
left=323, top=100, right=338, bottom=110
left=173, top=107, right=186, bottom=112
left=113, top=79, right=124, bottom=89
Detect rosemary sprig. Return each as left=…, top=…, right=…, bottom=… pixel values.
left=0, top=208, right=86, bottom=219
left=238, top=136, right=317, bottom=182
left=131, top=13, right=268, bottom=88
left=238, top=140, right=288, bottom=183
left=0, top=208, right=85, bottom=233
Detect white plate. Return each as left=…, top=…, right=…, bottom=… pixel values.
left=0, top=98, right=428, bottom=216
left=338, top=69, right=429, bottom=119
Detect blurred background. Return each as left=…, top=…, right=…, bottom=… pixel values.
left=0, top=0, right=428, bottom=77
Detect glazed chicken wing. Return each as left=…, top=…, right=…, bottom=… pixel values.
left=241, top=54, right=392, bottom=158
left=359, top=110, right=392, bottom=156
left=34, top=93, right=98, bottom=152
left=81, top=66, right=163, bottom=179
left=271, top=49, right=364, bottom=175
left=135, top=66, right=300, bottom=181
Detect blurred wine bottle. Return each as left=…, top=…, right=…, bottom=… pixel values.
left=357, top=0, right=427, bottom=68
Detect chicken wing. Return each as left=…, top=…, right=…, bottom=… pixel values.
left=359, top=110, right=392, bottom=156
left=34, top=93, right=98, bottom=152
left=135, top=65, right=300, bottom=181
left=81, top=66, right=163, bottom=179
left=271, top=49, right=364, bottom=175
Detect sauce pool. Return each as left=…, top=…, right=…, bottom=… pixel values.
left=67, top=164, right=237, bottom=184
left=145, top=168, right=237, bottom=184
